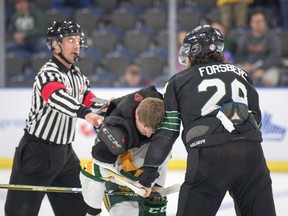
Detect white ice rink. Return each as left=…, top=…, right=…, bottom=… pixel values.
left=1, top=169, right=288, bottom=216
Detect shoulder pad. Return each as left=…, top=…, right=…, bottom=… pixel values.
left=117, top=86, right=163, bottom=119
left=97, top=119, right=128, bottom=155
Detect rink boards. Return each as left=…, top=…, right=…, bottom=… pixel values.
left=0, top=87, right=287, bottom=171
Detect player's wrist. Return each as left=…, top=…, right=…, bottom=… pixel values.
left=77, top=105, right=92, bottom=119
left=139, top=166, right=159, bottom=187
left=139, top=179, right=152, bottom=188
left=139, top=172, right=155, bottom=188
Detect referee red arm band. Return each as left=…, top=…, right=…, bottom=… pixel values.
left=42, top=82, right=66, bottom=102
left=83, top=91, right=96, bottom=107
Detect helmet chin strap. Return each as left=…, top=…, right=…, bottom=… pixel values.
left=58, top=52, right=74, bottom=64
left=56, top=45, right=80, bottom=65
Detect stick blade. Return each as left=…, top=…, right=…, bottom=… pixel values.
left=90, top=97, right=108, bottom=104
left=159, top=183, right=181, bottom=196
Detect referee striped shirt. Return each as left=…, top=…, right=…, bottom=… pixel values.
left=26, top=56, right=96, bottom=144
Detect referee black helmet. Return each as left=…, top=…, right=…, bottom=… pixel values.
left=46, top=20, right=87, bottom=50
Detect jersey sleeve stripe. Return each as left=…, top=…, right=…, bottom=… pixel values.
left=160, top=111, right=181, bottom=131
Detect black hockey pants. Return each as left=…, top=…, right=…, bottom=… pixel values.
left=176, top=141, right=276, bottom=216
left=5, top=132, right=88, bottom=216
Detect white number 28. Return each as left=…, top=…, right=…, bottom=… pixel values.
left=198, top=78, right=248, bottom=116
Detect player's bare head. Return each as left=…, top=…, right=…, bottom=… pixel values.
left=178, top=25, right=225, bottom=67
left=136, top=97, right=165, bottom=131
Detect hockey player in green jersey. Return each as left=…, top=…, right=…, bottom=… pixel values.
left=80, top=86, right=170, bottom=216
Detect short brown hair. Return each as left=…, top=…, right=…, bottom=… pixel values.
left=249, top=9, right=269, bottom=24
left=137, top=97, right=165, bottom=130
left=124, top=64, right=141, bottom=75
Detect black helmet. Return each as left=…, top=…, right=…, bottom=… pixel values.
left=178, top=25, right=224, bottom=65
left=46, top=20, right=87, bottom=50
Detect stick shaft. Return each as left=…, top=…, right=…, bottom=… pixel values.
left=0, top=183, right=180, bottom=196
left=0, top=184, right=136, bottom=195
left=0, top=176, right=113, bottom=193
left=0, top=184, right=81, bottom=193
left=0, top=184, right=139, bottom=196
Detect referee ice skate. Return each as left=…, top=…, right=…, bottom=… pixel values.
left=138, top=25, right=276, bottom=216
left=5, top=21, right=104, bottom=216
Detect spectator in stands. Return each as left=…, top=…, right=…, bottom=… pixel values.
left=6, top=0, right=46, bottom=60
left=250, top=0, right=280, bottom=28
left=216, top=0, right=254, bottom=33
left=114, top=63, right=152, bottom=87
left=211, top=22, right=238, bottom=63
left=234, top=9, right=283, bottom=87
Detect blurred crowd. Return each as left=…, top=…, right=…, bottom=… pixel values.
left=5, top=0, right=288, bottom=87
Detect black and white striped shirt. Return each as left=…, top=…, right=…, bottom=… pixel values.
left=26, top=56, right=96, bottom=144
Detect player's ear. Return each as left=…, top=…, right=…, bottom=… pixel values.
left=135, top=108, right=139, bottom=120
left=52, top=40, right=60, bottom=53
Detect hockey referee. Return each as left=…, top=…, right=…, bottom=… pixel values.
left=5, top=21, right=104, bottom=216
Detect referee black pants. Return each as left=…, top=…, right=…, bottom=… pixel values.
left=177, top=141, right=276, bottom=216
left=5, top=132, right=88, bottom=216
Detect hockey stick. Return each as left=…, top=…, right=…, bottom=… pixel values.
left=90, top=97, right=109, bottom=105
left=0, top=177, right=114, bottom=194
left=156, top=183, right=181, bottom=196
left=0, top=183, right=181, bottom=196
left=104, top=168, right=146, bottom=197
left=0, top=184, right=82, bottom=193
left=103, top=169, right=182, bottom=197
left=90, top=97, right=109, bottom=115
left=106, top=183, right=181, bottom=197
